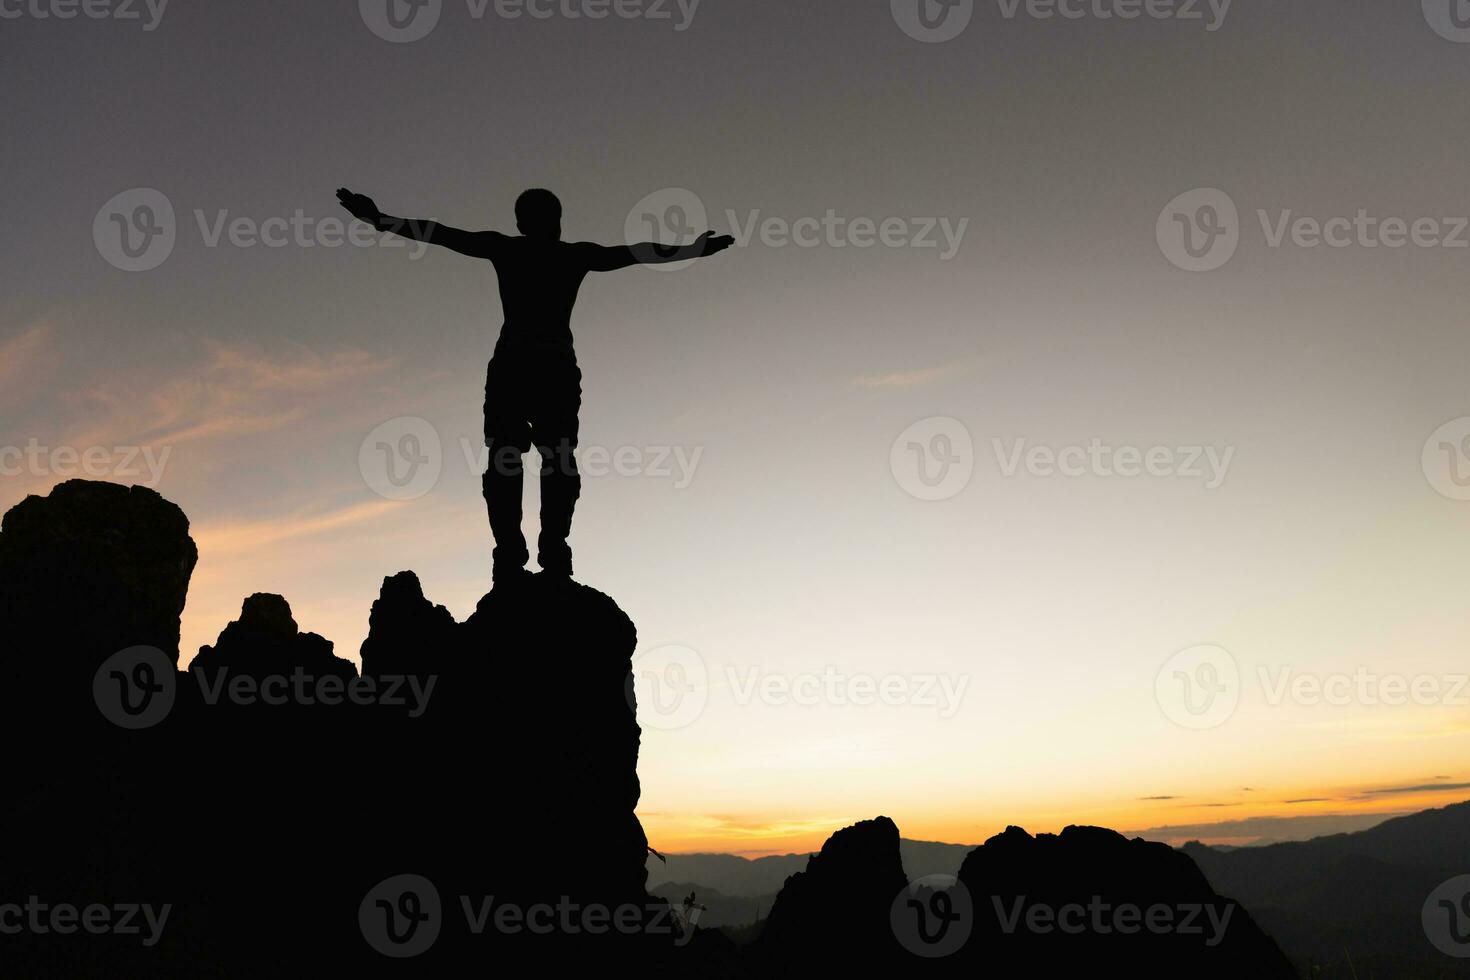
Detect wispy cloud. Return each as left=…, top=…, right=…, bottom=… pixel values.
left=194, top=499, right=405, bottom=556
left=852, top=358, right=981, bottom=390
left=1295, top=714, right=1470, bottom=741
left=65, top=341, right=393, bottom=450
left=0, top=324, right=52, bottom=386
left=1359, top=781, right=1470, bottom=798
left=0, top=324, right=59, bottom=409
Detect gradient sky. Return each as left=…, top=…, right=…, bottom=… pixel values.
left=5, top=0, right=1470, bottom=854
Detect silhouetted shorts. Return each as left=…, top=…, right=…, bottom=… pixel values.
left=482, top=339, right=582, bottom=458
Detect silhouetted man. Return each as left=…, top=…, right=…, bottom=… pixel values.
left=336, top=187, right=733, bottom=580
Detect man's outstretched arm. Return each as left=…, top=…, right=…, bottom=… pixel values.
left=581, top=231, right=735, bottom=272
left=336, top=188, right=502, bottom=258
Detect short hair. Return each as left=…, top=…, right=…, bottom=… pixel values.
left=515, top=188, right=562, bottom=226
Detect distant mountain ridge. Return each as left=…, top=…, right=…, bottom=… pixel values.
left=645, top=837, right=975, bottom=896
left=1184, top=798, right=1470, bottom=978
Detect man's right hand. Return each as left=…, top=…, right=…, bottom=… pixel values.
left=336, top=188, right=382, bottom=226
left=698, top=230, right=735, bottom=256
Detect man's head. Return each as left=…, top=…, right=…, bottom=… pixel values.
left=515, top=188, right=562, bottom=240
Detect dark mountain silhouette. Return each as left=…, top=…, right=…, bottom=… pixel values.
left=750, top=816, right=912, bottom=971
left=644, top=837, right=976, bottom=896
left=0, top=479, right=1325, bottom=977
left=955, top=824, right=1295, bottom=977
left=1184, top=800, right=1470, bottom=978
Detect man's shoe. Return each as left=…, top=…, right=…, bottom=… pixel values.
left=493, top=563, right=533, bottom=588
left=537, top=557, right=573, bottom=580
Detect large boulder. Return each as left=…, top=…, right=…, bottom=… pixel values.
left=956, top=824, right=1296, bottom=977
left=0, top=479, right=196, bottom=667
left=753, top=816, right=911, bottom=971
left=357, top=572, right=650, bottom=912
left=0, top=481, right=197, bottom=794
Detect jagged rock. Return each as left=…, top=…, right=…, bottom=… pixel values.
left=359, top=570, right=459, bottom=678
left=191, top=593, right=356, bottom=681
left=956, top=824, right=1295, bottom=978
left=753, top=816, right=910, bottom=969
left=462, top=575, right=647, bottom=901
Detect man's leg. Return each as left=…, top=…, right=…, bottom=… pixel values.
left=531, top=359, right=583, bottom=577
left=484, top=355, right=532, bottom=577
